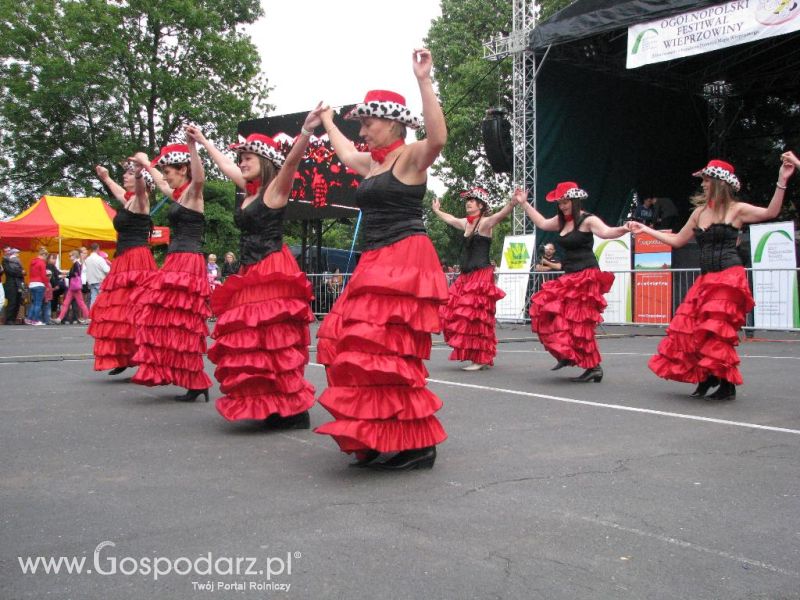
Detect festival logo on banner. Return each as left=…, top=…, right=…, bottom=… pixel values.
left=593, top=233, right=632, bottom=324
left=496, top=234, right=535, bottom=322
left=750, top=221, right=799, bottom=328
left=633, top=232, right=673, bottom=324
left=627, top=1, right=800, bottom=69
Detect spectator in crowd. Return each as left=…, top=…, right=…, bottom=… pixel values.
left=43, top=253, right=62, bottom=325
left=84, top=243, right=111, bottom=307
left=534, top=243, right=562, bottom=272
left=2, top=247, right=25, bottom=325
left=25, top=247, right=49, bottom=326
left=220, top=251, right=239, bottom=281
left=633, top=196, right=657, bottom=226
left=206, top=253, right=221, bottom=292
left=53, top=250, right=90, bottom=324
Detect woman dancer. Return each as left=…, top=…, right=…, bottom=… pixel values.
left=315, top=49, right=449, bottom=470
left=129, top=139, right=212, bottom=401
left=629, top=157, right=795, bottom=400
left=187, top=108, right=321, bottom=429
left=432, top=187, right=513, bottom=371
left=89, top=162, right=157, bottom=375
left=515, top=184, right=630, bottom=382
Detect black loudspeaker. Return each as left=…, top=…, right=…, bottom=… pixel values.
left=482, top=108, right=513, bottom=173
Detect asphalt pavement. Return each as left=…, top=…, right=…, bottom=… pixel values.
left=1, top=321, right=799, bottom=600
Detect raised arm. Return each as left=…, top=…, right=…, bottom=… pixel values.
left=431, top=197, right=466, bottom=231
left=513, top=188, right=560, bottom=232
left=733, top=158, right=795, bottom=225
left=95, top=165, right=126, bottom=203
left=183, top=136, right=205, bottom=212
left=628, top=208, right=701, bottom=248
left=481, top=196, right=516, bottom=229
left=131, top=152, right=172, bottom=198
left=265, top=103, right=324, bottom=208
left=405, top=48, right=447, bottom=173
left=186, top=125, right=246, bottom=189
left=131, top=165, right=150, bottom=214
left=582, top=215, right=630, bottom=240
left=320, top=106, right=371, bottom=177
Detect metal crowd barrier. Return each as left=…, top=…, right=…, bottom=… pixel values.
left=305, top=268, right=800, bottom=332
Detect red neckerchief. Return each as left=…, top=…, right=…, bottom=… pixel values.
left=466, top=215, right=480, bottom=224
left=371, top=139, right=405, bottom=164
left=564, top=214, right=574, bottom=222
left=172, top=181, right=190, bottom=201
left=708, top=200, right=715, bottom=209
left=245, top=179, right=262, bottom=196
left=124, top=191, right=135, bottom=201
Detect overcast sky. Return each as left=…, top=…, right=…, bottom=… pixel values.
left=245, top=1, right=443, bottom=117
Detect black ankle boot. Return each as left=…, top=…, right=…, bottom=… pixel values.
left=174, top=389, right=210, bottom=402
left=706, top=380, right=736, bottom=400
left=349, top=449, right=380, bottom=468
left=264, top=411, right=310, bottom=430
left=551, top=358, right=574, bottom=371
left=570, top=366, right=603, bottom=383
left=373, top=446, right=436, bottom=471
left=689, top=376, right=720, bottom=398
left=108, top=366, right=128, bottom=376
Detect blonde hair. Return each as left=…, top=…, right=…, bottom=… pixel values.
left=208, top=254, right=217, bottom=261
left=691, top=177, right=738, bottom=209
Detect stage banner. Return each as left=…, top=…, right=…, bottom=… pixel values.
left=750, top=221, right=799, bottom=329
left=496, top=234, right=536, bottom=322
left=593, top=233, right=632, bottom=324
left=627, top=1, right=800, bottom=69
left=633, top=232, right=673, bottom=324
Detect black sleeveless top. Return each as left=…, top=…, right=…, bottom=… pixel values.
left=694, top=223, right=742, bottom=274
left=461, top=233, right=492, bottom=273
left=558, top=213, right=598, bottom=273
left=114, top=209, right=152, bottom=256
left=234, top=197, right=284, bottom=266
left=167, top=202, right=204, bottom=254
left=356, top=162, right=427, bottom=251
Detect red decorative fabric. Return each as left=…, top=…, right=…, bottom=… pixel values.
left=209, top=245, right=315, bottom=421
left=315, top=234, right=449, bottom=454
left=465, top=215, right=479, bottom=224
left=130, top=252, right=212, bottom=390
left=529, top=268, right=615, bottom=369
left=172, top=182, right=190, bottom=201
left=440, top=266, right=506, bottom=365
left=124, top=191, right=135, bottom=201
left=370, top=139, right=404, bottom=164
left=245, top=179, right=261, bottom=197
left=649, top=265, right=754, bottom=385
left=88, top=246, right=158, bottom=371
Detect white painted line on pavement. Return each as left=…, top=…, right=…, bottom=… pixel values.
left=422, top=377, right=800, bottom=436
left=565, top=511, right=799, bottom=577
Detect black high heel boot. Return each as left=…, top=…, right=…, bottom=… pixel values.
left=689, top=376, right=720, bottom=398
left=349, top=449, right=380, bottom=468
left=373, top=446, right=436, bottom=471
left=264, top=411, right=310, bottom=430
left=570, top=365, right=603, bottom=383
left=706, top=380, right=736, bottom=400
left=551, top=358, right=574, bottom=371
left=108, top=367, right=128, bottom=376
left=174, top=389, right=210, bottom=402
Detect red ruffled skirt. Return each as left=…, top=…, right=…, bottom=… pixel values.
left=209, top=245, right=315, bottom=421
left=315, top=234, right=450, bottom=454
left=440, top=266, right=505, bottom=365
left=649, top=265, right=754, bottom=385
left=130, top=252, right=212, bottom=390
left=88, top=246, right=157, bottom=370
left=529, top=268, right=614, bottom=369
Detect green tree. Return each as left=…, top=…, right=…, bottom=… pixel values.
left=424, top=0, right=573, bottom=263
left=0, top=0, right=270, bottom=214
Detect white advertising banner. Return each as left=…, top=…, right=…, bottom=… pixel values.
left=627, top=1, right=800, bottom=69
left=749, top=221, right=799, bottom=329
left=593, top=233, right=632, bottom=324
left=496, top=234, right=536, bottom=322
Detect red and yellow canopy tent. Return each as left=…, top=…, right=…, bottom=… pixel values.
left=0, top=196, right=168, bottom=270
